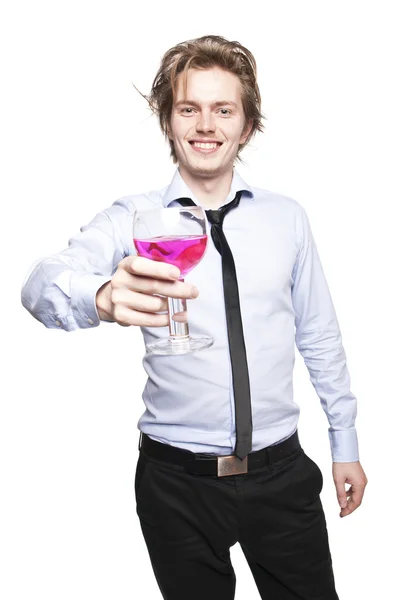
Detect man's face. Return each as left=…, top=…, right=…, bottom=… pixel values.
left=169, top=67, right=252, bottom=179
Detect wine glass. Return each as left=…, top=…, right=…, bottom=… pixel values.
left=133, top=206, right=213, bottom=355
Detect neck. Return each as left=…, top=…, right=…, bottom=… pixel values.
left=178, top=165, right=234, bottom=209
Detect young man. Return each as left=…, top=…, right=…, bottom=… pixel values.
left=22, top=35, right=367, bottom=599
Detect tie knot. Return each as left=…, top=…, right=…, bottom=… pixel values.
left=206, top=191, right=242, bottom=227
left=206, top=209, right=223, bottom=226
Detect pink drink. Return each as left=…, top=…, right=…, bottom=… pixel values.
left=134, top=234, right=207, bottom=277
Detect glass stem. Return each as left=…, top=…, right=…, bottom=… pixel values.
left=167, top=279, right=189, bottom=339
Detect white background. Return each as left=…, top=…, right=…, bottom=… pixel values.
left=1, top=1, right=400, bottom=598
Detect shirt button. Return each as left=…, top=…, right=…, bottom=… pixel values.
left=55, top=321, right=61, bottom=327
left=87, top=318, right=94, bottom=325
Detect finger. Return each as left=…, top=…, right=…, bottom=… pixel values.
left=340, top=506, right=352, bottom=517
left=113, top=305, right=169, bottom=328
left=112, top=288, right=168, bottom=313
left=172, top=311, right=188, bottom=323
left=344, top=485, right=353, bottom=498
left=340, top=486, right=365, bottom=517
left=340, top=499, right=357, bottom=518
left=349, top=485, right=364, bottom=508
left=129, top=275, right=199, bottom=300
left=125, top=255, right=181, bottom=280
left=335, top=482, right=348, bottom=510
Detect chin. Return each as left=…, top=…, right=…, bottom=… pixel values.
left=193, top=166, right=221, bottom=177
left=186, top=159, right=228, bottom=178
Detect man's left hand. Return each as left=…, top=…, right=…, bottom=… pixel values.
left=332, top=461, right=368, bottom=518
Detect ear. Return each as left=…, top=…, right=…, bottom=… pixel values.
left=239, top=119, right=253, bottom=145
left=166, top=121, right=173, bottom=140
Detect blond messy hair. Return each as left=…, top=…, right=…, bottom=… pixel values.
left=143, top=35, right=264, bottom=163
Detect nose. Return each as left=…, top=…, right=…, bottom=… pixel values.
left=196, top=110, right=216, bottom=133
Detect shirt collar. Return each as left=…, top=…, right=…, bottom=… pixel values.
left=162, top=168, right=254, bottom=208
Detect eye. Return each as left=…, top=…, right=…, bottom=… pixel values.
left=180, top=107, right=195, bottom=114
left=218, top=108, right=231, bottom=116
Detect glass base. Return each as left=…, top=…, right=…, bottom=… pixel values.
left=145, top=335, right=213, bottom=356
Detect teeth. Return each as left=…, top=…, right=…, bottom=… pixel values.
left=193, top=142, right=219, bottom=149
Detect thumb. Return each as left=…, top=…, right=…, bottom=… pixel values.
left=336, top=484, right=348, bottom=508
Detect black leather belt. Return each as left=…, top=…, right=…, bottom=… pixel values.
left=139, top=430, right=300, bottom=477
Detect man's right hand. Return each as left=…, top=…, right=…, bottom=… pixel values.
left=95, top=256, right=199, bottom=327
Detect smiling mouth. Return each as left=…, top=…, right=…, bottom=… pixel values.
left=188, top=141, right=223, bottom=153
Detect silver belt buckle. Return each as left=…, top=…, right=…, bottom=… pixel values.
left=217, top=454, right=248, bottom=477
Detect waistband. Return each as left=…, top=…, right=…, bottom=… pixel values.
left=139, top=430, right=300, bottom=476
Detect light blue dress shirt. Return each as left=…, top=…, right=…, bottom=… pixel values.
left=21, top=169, right=359, bottom=462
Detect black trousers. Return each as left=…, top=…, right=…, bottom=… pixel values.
left=135, top=434, right=339, bottom=600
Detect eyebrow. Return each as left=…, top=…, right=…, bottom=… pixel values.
left=175, top=100, right=238, bottom=109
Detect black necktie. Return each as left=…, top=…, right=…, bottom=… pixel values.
left=177, top=192, right=252, bottom=460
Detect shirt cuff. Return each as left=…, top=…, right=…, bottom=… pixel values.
left=329, top=428, right=360, bottom=462
left=70, top=273, right=112, bottom=329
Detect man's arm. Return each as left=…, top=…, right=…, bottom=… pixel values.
left=291, top=204, right=358, bottom=462
left=21, top=207, right=126, bottom=331
left=21, top=200, right=199, bottom=331
left=291, top=204, right=367, bottom=516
